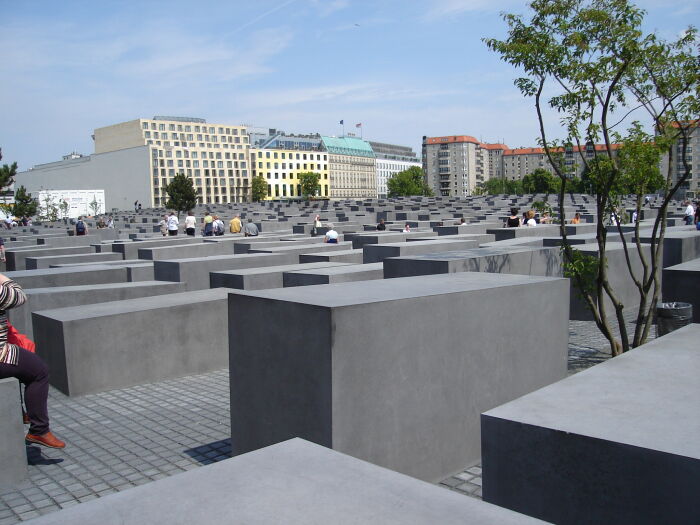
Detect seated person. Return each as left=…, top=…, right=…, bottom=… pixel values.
left=571, top=212, right=581, bottom=224
left=324, top=223, right=339, bottom=243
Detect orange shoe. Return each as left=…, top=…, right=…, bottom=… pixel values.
left=26, top=431, right=66, bottom=449
left=22, top=412, right=29, bottom=424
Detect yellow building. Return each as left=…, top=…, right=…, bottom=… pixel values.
left=250, top=148, right=329, bottom=200
left=94, top=116, right=251, bottom=206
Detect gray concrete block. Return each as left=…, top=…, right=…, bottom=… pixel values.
left=363, top=239, right=479, bottom=263
left=6, top=266, right=129, bottom=289
left=0, top=378, right=28, bottom=491
left=24, top=438, right=544, bottom=525
left=662, top=259, right=700, bottom=322
left=638, top=229, right=700, bottom=267
left=248, top=241, right=353, bottom=256
left=25, top=252, right=123, bottom=269
left=284, top=262, right=384, bottom=286
left=154, top=253, right=298, bottom=291
left=35, top=234, right=101, bottom=248
left=6, top=246, right=94, bottom=271
left=33, top=289, right=231, bottom=396
left=481, top=324, right=700, bottom=525
left=210, top=262, right=350, bottom=290
left=229, top=273, right=569, bottom=481
left=351, top=231, right=437, bottom=249
left=110, top=237, right=202, bottom=260
left=233, top=238, right=324, bottom=254
left=137, top=241, right=231, bottom=260
left=11, top=281, right=185, bottom=338
left=299, top=249, right=364, bottom=264
left=486, top=225, right=561, bottom=241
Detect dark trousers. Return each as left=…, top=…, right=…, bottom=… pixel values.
left=0, top=348, right=50, bottom=435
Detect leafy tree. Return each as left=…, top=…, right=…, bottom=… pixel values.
left=298, top=171, right=321, bottom=199
left=89, top=196, right=101, bottom=216
left=522, top=168, right=559, bottom=194
left=59, top=199, right=69, bottom=219
left=0, top=149, right=17, bottom=193
left=486, top=0, right=699, bottom=355
left=251, top=175, right=267, bottom=202
left=12, top=185, right=38, bottom=217
left=40, top=194, right=59, bottom=222
left=165, top=173, right=197, bottom=215
left=387, top=166, right=434, bottom=197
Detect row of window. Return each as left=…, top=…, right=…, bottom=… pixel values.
left=144, top=131, right=247, bottom=144
left=257, top=151, right=326, bottom=161
left=151, top=149, right=246, bottom=160
left=146, top=140, right=246, bottom=150
left=267, top=184, right=329, bottom=198
left=152, top=168, right=248, bottom=179
left=142, top=121, right=245, bottom=136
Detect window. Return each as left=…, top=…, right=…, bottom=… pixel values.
left=159, top=124, right=165, bottom=131
left=142, top=122, right=148, bottom=129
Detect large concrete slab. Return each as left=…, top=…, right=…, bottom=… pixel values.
left=363, top=238, right=479, bottom=263
left=6, top=245, right=94, bottom=271
left=210, top=262, right=350, bottom=290
left=284, top=262, right=384, bottom=286
left=25, top=251, right=123, bottom=269
left=0, top=378, right=28, bottom=491
left=154, top=253, right=298, bottom=291
left=137, top=240, right=232, bottom=260
left=662, top=258, right=700, bottom=322
left=25, top=438, right=544, bottom=525
left=299, top=249, right=364, bottom=264
left=6, top=266, right=129, bottom=289
left=110, top=236, right=202, bottom=260
left=229, top=272, right=569, bottom=481
left=247, top=241, right=353, bottom=256
left=481, top=324, right=700, bottom=525
left=33, top=289, right=231, bottom=396
left=638, top=229, right=700, bottom=267
left=11, top=281, right=185, bottom=338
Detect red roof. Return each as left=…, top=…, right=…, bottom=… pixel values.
left=425, top=135, right=480, bottom=145
left=503, top=144, right=621, bottom=156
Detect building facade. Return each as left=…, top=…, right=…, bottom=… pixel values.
left=422, top=135, right=502, bottom=197
left=368, top=141, right=421, bottom=198
left=321, top=136, right=377, bottom=199
left=502, top=144, right=621, bottom=181
left=661, top=122, right=699, bottom=198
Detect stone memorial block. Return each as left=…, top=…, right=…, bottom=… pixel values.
left=33, top=289, right=231, bottom=396
left=299, top=249, right=364, bottom=264
left=6, top=245, right=94, bottom=271
left=210, top=262, right=350, bottom=290
left=25, top=251, right=123, bottom=269
left=481, top=324, right=700, bottom=525
left=24, top=438, right=544, bottom=525
left=637, top=229, right=700, bottom=267
left=229, top=272, right=569, bottom=481
left=662, top=259, right=700, bottom=322
left=363, top=239, right=479, bottom=263
left=0, top=378, right=28, bottom=491
left=283, top=262, right=384, bottom=287
left=7, top=266, right=129, bottom=289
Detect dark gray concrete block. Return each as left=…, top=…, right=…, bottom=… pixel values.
left=210, top=262, right=350, bottom=290
left=283, top=262, right=384, bottom=287
left=481, top=324, right=700, bottom=525
left=486, top=225, right=561, bottom=241
left=351, top=231, right=436, bottom=249
left=363, top=239, right=479, bottom=263
left=137, top=240, right=231, bottom=260
left=6, top=266, right=129, bottom=289
left=229, top=273, right=569, bottom=481
left=153, top=253, right=298, bottom=291
left=299, top=249, right=364, bottom=264
left=33, top=289, right=231, bottom=396
left=24, top=438, right=544, bottom=525
left=11, top=281, right=185, bottom=338
left=25, top=252, right=123, bottom=269
left=638, top=229, right=700, bottom=267
left=110, top=237, right=202, bottom=260
left=662, top=259, right=700, bottom=322
left=6, top=245, right=94, bottom=271
left=0, top=378, right=28, bottom=490
left=248, top=241, right=353, bottom=256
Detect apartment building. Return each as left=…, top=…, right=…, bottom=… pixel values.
left=661, top=122, right=699, bottom=198
left=17, top=116, right=251, bottom=209
left=249, top=129, right=329, bottom=200
left=422, top=135, right=502, bottom=197
left=502, top=144, right=621, bottom=180
left=368, top=141, right=421, bottom=198
left=321, top=136, right=377, bottom=199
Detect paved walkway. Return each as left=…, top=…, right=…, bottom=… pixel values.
left=0, top=317, right=653, bottom=523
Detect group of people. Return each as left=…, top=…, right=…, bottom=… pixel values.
left=684, top=200, right=700, bottom=227
left=158, top=211, right=261, bottom=237
left=503, top=208, right=560, bottom=227
left=3, top=215, right=32, bottom=229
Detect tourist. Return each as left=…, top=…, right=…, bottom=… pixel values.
left=184, top=211, right=196, bottom=236
left=202, top=211, right=213, bottom=236
left=695, top=202, right=700, bottom=225
left=311, top=214, right=322, bottom=236
left=0, top=237, right=5, bottom=263
left=454, top=217, right=466, bottom=226
left=229, top=215, right=242, bottom=234
left=644, top=195, right=650, bottom=206
left=75, top=216, right=88, bottom=236
left=167, top=211, right=179, bottom=236
left=107, top=216, right=114, bottom=228
left=504, top=208, right=520, bottom=227
left=539, top=212, right=552, bottom=224
left=524, top=210, right=537, bottom=227
left=244, top=218, right=259, bottom=237
left=213, top=215, right=225, bottom=236
left=159, top=215, right=168, bottom=236
left=324, top=223, right=339, bottom=243
left=684, top=200, right=695, bottom=225
left=0, top=273, right=65, bottom=449
left=376, top=219, right=386, bottom=231
left=571, top=212, right=582, bottom=224
left=403, top=223, right=411, bottom=232
left=96, top=216, right=106, bottom=229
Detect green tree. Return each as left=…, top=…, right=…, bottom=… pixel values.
left=12, top=185, right=38, bottom=217
left=40, top=194, right=59, bottom=222
left=521, top=168, right=559, bottom=194
left=0, top=149, right=17, bottom=193
left=298, top=171, right=321, bottom=199
left=251, top=175, right=267, bottom=202
left=165, top=173, right=197, bottom=215
left=485, top=0, right=699, bottom=355
left=387, top=167, right=434, bottom=197
left=59, top=199, right=69, bottom=219
left=89, top=196, right=102, bottom=216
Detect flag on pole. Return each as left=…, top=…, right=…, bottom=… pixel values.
left=355, top=123, right=362, bottom=128
left=339, top=120, right=344, bottom=125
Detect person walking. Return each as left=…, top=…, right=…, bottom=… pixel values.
left=167, top=212, right=179, bottom=236
left=229, top=215, right=242, bottom=234
left=159, top=215, right=168, bottom=236
left=684, top=200, right=695, bottom=225
left=376, top=219, right=386, bottom=231
left=0, top=273, right=66, bottom=448
left=75, top=216, right=88, bottom=236
left=244, top=218, right=259, bottom=237
left=202, top=211, right=214, bottom=236
left=184, top=211, right=196, bottom=236
left=311, top=214, right=322, bottom=236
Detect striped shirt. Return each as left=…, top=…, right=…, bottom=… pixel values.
left=0, top=280, right=28, bottom=366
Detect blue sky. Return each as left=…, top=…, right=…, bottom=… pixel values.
left=1, top=0, right=698, bottom=170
